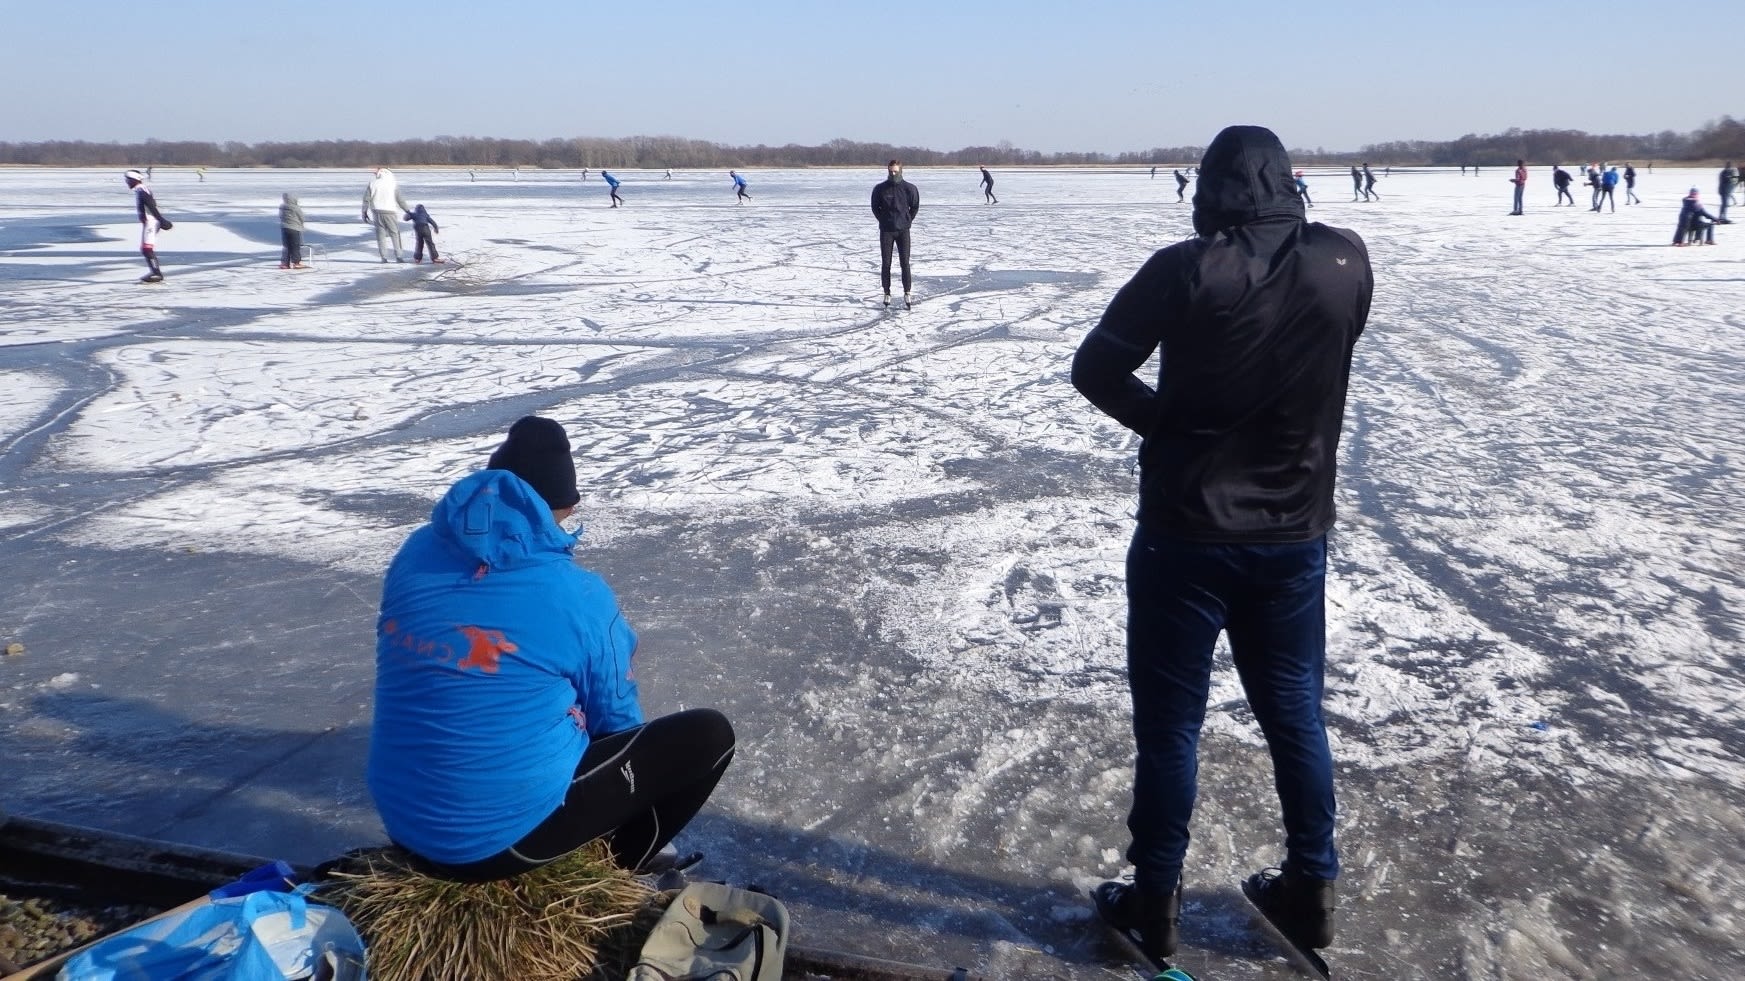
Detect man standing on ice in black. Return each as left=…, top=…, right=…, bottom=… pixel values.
left=1349, top=165, right=1363, bottom=201
left=123, top=169, right=173, bottom=283
left=1552, top=165, right=1576, bottom=206
left=1075, top=124, right=1370, bottom=966
left=979, top=164, right=998, bottom=204
left=1174, top=168, right=1190, bottom=202
left=871, top=159, right=920, bottom=309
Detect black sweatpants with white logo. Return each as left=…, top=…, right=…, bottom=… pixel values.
left=423, top=707, right=735, bottom=882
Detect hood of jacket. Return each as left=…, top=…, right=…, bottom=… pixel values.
left=1192, top=125, right=1305, bottom=236
left=429, top=469, right=577, bottom=573
left=282, top=193, right=298, bottom=205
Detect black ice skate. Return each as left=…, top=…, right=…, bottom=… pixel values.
left=1242, top=866, right=1334, bottom=979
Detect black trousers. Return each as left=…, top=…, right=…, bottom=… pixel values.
left=414, top=227, right=439, bottom=261
left=419, top=708, right=735, bottom=882
left=879, top=228, right=912, bottom=294
left=280, top=228, right=303, bottom=265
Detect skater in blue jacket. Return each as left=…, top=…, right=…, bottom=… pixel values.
left=603, top=170, right=623, bottom=208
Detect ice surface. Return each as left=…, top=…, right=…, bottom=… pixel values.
left=2, top=165, right=1742, bottom=978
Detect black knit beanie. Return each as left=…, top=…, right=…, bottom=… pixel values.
left=486, top=416, right=580, bottom=510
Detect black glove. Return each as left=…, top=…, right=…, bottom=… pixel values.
left=157, top=219, right=173, bottom=231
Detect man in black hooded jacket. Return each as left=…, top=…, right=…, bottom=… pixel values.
left=871, top=159, right=921, bottom=309
left=1075, top=124, right=1371, bottom=963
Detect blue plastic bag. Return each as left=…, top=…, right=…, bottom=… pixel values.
left=58, top=886, right=367, bottom=980
left=208, top=861, right=297, bottom=901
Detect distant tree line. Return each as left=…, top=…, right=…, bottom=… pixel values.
left=1350, top=117, right=1745, bottom=167
left=2, top=118, right=1739, bottom=169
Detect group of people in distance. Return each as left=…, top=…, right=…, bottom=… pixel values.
left=122, top=153, right=1737, bottom=284
left=1510, top=158, right=1736, bottom=245
left=358, top=124, right=1368, bottom=971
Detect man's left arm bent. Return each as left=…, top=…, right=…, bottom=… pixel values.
left=1071, top=248, right=1185, bottom=435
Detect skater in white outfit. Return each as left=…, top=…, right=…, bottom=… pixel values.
left=362, top=166, right=411, bottom=263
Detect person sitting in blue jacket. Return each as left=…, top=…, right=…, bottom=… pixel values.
left=368, top=415, right=734, bottom=882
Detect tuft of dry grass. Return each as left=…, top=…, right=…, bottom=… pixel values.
left=317, top=841, right=666, bottom=981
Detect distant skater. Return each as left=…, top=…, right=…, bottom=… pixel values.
left=870, top=159, right=920, bottom=310
left=979, top=165, right=998, bottom=204
left=1174, top=168, right=1189, bottom=202
left=278, top=193, right=304, bottom=269
left=363, top=166, right=411, bottom=262
left=1623, top=164, right=1640, bottom=205
left=731, top=170, right=751, bottom=203
left=408, top=204, right=443, bottom=263
left=469, top=169, right=476, bottom=182
left=603, top=170, right=623, bottom=207
left=1295, top=169, right=1312, bottom=207
left=1719, top=163, right=1737, bottom=222
left=1509, top=159, right=1527, bottom=215
left=1461, top=164, right=1467, bottom=176
left=1552, top=165, right=1575, bottom=206
left=1362, top=163, right=1380, bottom=202
left=1150, top=166, right=1157, bottom=179
left=123, top=169, right=173, bottom=283
left=197, top=166, right=206, bottom=183
left=1350, top=165, right=1363, bottom=201
left=1676, top=188, right=1719, bottom=245
left=665, top=168, right=673, bottom=180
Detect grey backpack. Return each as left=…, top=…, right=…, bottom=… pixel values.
left=630, top=881, right=788, bottom=981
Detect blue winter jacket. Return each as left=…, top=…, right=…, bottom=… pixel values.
left=603, top=172, right=621, bottom=188
left=367, top=469, right=643, bottom=865
left=1603, top=169, right=1619, bottom=189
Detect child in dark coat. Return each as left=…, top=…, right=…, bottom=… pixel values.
left=407, top=204, right=444, bottom=263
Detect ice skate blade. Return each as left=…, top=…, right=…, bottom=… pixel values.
left=1241, top=879, right=1332, bottom=979
left=1087, top=886, right=1197, bottom=980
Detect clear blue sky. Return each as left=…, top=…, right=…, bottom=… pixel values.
left=5, top=0, right=1733, bottom=152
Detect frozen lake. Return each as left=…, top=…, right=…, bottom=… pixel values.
left=2, top=164, right=1742, bottom=978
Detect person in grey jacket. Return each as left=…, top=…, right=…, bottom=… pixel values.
left=279, top=193, right=306, bottom=269
left=362, top=166, right=412, bottom=262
